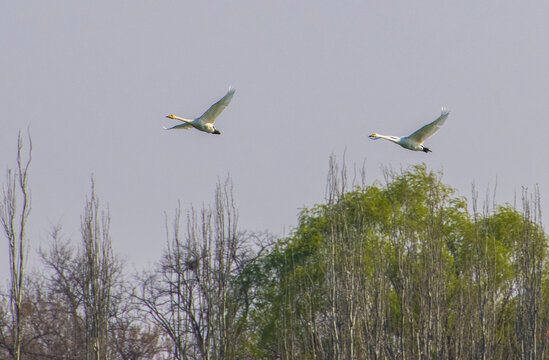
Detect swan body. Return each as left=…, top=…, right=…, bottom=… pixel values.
left=369, top=107, right=449, bottom=153
left=165, top=87, right=235, bottom=135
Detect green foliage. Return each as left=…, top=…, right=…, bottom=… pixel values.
left=2, top=163, right=547, bottom=359
left=248, top=165, right=549, bottom=359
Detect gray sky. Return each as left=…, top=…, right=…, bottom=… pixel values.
left=2, top=1, right=549, bottom=282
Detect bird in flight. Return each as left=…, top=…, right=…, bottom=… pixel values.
left=369, top=107, right=449, bottom=153
left=165, top=87, right=235, bottom=135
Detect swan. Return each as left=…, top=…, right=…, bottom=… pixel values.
left=369, top=107, right=449, bottom=153
left=165, top=87, right=235, bottom=134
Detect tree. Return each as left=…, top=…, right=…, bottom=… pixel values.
left=134, top=178, right=267, bottom=360
left=31, top=180, right=162, bottom=360
left=250, top=161, right=549, bottom=359
left=35, top=223, right=162, bottom=360
left=80, top=179, right=117, bottom=360
left=0, top=131, right=32, bottom=360
left=514, top=187, right=547, bottom=359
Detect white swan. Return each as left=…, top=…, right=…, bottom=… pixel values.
left=369, top=107, right=449, bottom=153
left=165, top=87, right=235, bottom=135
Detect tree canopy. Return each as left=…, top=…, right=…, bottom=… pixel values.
left=251, top=164, right=548, bottom=359
left=1, top=163, right=548, bottom=359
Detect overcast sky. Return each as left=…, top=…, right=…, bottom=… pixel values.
left=2, top=1, right=549, bottom=282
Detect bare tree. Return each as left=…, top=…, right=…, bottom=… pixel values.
left=38, top=227, right=88, bottom=359
left=80, top=179, right=118, bottom=360
left=135, top=177, right=266, bottom=360
left=35, top=223, right=162, bottom=360
left=0, top=131, right=32, bottom=360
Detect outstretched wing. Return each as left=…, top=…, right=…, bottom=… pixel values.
left=406, top=107, right=449, bottom=144
left=196, top=87, right=236, bottom=124
left=164, top=123, right=194, bottom=130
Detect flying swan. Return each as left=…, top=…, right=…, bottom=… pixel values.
left=369, top=107, right=449, bottom=152
left=165, top=87, right=235, bottom=134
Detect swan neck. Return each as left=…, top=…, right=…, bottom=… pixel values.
left=174, top=116, right=192, bottom=123
left=377, top=134, right=400, bottom=142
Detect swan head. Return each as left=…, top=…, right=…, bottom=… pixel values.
left=369, top=133, right=380, bottom=140
left=166, top=115, right=176, bottom=119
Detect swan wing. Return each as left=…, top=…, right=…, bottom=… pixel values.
left=196, top=87, right=236, bottom=125
left=407, top=107, right=449, bottom=143
left=164, top=123, right=194, bottom=130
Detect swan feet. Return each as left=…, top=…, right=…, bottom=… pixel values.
left=422, top=147, right=432, bottom=153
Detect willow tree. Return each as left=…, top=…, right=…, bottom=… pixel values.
left=252, top=162, right=548, bottom=360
